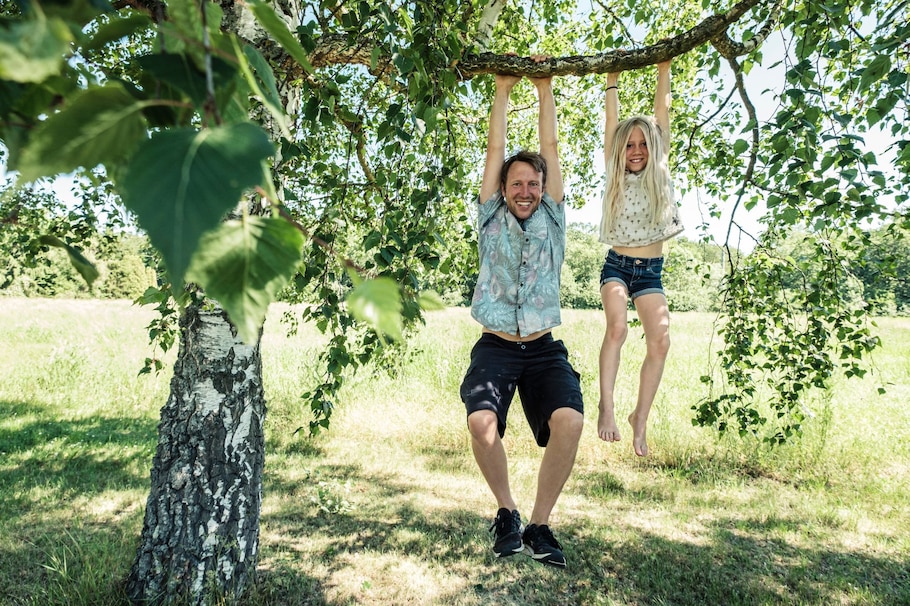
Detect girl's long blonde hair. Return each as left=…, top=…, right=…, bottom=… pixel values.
left=602, top=116, right=673, bottom=232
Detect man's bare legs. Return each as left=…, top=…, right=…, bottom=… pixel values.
left=598, top=281, right=630, bottom=442
left=628, top=292, right=671, bottom=457
left=468, top=409, right=517, bottom=511
left=529, top=407, right=584, bottom=526
left=469, top=406, right=584, bottom=524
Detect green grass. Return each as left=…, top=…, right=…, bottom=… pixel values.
left=1, top=299, right=908, bottom=605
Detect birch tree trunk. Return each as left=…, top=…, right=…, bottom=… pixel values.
left=126, top=302, right=265, bottom=605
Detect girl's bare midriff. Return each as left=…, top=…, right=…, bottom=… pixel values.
left=611, top=241, right=665, bottom=258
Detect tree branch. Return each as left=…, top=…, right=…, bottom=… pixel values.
left=444, top=0, right=765, bottom=76
left=307, top=0, right=768, bottom=76
left=711, top=0, right=782, bottom=58
left=683, top=86, right=737, bottom=165
left=152, top=0, right=773, bottom=80
left=473, top=0, right=506, bottom=53
left=722, top=55, right=760, bottom=268
left=592, top=0, right=639, bottom=46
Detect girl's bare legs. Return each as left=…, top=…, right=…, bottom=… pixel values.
left=628, top=292, right=671, bottom=456
left=597, top=281, right=630, bottom=442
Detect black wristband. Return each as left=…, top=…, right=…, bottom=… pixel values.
left=606, top=85, right=618, bottom=91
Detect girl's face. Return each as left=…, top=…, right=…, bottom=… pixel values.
left=624, top=126, right=649, bottom=173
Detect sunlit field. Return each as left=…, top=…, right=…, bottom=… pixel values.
left=1, top=298, right=908, bottom=605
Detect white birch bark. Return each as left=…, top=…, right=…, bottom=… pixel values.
left=127, top=304, right=265, bottom=605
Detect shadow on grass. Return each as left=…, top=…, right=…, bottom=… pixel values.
left=254, top=459, right=910, bottom=606
left=0, top=399, right=160, bottom=605
left=3, top=398, right=906, bottom=606
left=0, top=400, right=157, bottom=499
left=577, top=518, right=910, bottom=605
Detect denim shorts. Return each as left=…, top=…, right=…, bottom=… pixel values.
left=599, top=249, right=665, bottom=300
left=460, top=333, right=584, bottom=447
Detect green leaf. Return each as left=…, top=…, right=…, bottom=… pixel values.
left=858, top=55, right=891, bottom=93
left=186, top=216, right=304, bottom=344
left=417, top=290, right=446, bottom=311
left=41, top=0, right=113, bottom=26
left=246, top=0, right=314, bottom=74
left=236, top=39, right=291, bottom=139
left=162, top=0, right=225, bottom=65
left=347, top=277, right=403, bottom=341
left=17, top=83, right=148, bottom=182
left=80, top=11, right=152, bottom=53
left=119, top=122, right=274, bottom=288
left=0, top=17, right=72, bottom=83
left=135, top=53, right=238, bottom=109
left=37, top=235, right=100, bottom=285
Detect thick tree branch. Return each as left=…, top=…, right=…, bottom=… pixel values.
left=309, top=33, right=392, bottom=71
left=306, top=0, right=768, bottom=77
left=143, top=0, right=773, bottom=79
left=456, top=0, right=767, bottom=76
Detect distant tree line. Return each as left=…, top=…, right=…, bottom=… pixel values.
left=558, top=222, right=909, bottom=316
left=2, top=185, right=907, bottom=316
left=1, top=185, right=157, bottom=299
left=558, top=222, right=729, bottom=313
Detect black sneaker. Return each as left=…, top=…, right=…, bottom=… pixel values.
left=522, top=523, right=566, bottom=568
left=489, top=508, right=524, bottom=557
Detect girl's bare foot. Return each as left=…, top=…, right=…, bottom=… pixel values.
left=628, top=412, right=649, bottom=456
left=597, top=403, right=622, bottom=442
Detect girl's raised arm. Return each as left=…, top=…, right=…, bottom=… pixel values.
left=653, top=61, right=672, bottom=154
left=603, top=72, right=620, bottom=168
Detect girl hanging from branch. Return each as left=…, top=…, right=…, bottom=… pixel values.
left=597, top=61, right=682, bottom=456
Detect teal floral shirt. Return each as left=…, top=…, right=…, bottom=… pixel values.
left=470, top=192, right=565, bottom=336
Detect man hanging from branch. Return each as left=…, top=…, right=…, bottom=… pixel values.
left=459, top=55, right=585, bottom=569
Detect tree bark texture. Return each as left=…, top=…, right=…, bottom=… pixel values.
left=215, top=0, right=767, bottom=79
left=127, top=303, right=266, bottom=605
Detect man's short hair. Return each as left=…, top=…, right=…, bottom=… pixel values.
left=499, top=150, right=548, bottom=189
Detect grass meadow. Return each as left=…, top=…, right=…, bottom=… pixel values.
left=0, top=297, right=908, bottom=605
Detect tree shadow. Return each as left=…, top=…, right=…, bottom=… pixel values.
left=253, top=456, right=910, bottom=606
left=1, top=396, right=332, bottom=605
left=0, top=399, right=162, bottom=605
left=0, top=400, right=157, bottom=501
left=4, top=396, right=907, bottom=606
left=568, top=517, right=910, bottom=605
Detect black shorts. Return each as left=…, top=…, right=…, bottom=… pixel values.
left=459, top=332, right=584, bottom=447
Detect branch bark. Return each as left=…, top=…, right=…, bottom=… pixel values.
left=306, top=0, right=767, bottom=77
left=216, top=0, right=769, bottom=80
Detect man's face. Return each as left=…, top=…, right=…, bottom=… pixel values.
left=502, top=161, right=544, bottom=221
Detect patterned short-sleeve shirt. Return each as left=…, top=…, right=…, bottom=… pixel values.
left=470, top=192, right=565, bottom=336
left=599, top=172, right=683, bottom=247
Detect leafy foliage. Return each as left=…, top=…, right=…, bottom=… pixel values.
left=688, top=0, right=908, bottom=442
left=695, top=230, right=881, bottom=444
